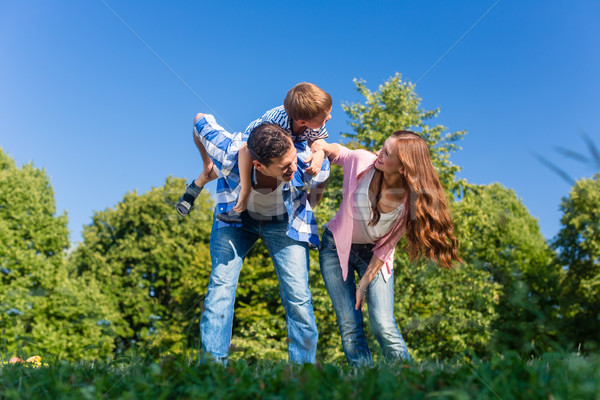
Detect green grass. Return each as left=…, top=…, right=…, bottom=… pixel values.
left=1, top=352, right=599, bottom=399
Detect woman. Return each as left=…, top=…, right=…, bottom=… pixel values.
left=315, top=131, right=462, bottom=366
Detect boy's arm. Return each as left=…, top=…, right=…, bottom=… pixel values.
left=233, top=144, right=252, bottom=213
left=304, top=139, right=326, bottom=176
left=297, top=152, right=330, bottom=190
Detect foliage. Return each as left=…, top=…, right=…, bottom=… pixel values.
left=68, top=177, right=215, bottom=356
left=341, top=72, right=466, bottom=193
left=393, top=254, right=499, bottom=362
left=0, top=148, right=113, bottom=359
left=554, top=173, right=600, bottom=352
left=1, top=352, right=600, bottom=399
left=452, top=183, right=560, bottom=353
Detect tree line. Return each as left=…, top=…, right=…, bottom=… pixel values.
left=1, top=73, right=598, bottom=363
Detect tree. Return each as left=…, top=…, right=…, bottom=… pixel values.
left=69, top=177, right=215, bottom=356
left=554, top=173, right=600, bottom=352
left=0, top=147, right=112, bottom=360
left=452, top=183, right=560, bottom=354
left=342, top=73, right=466, bottom=193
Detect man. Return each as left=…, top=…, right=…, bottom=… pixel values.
left=193, top=113, right=330, bottom=364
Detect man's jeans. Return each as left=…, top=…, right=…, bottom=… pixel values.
left=200, top=212, right=318, bottom=364
left=319, top=228, right=410, bottom=366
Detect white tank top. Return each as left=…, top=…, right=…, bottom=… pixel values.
left=246, top=181, right=286, bottom=217
left=351, top=169, right=403, bottom=244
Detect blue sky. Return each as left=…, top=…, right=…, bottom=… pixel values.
left=1, top=1, right=599, bottom=244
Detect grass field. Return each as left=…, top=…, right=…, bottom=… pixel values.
left=1, top=351, right=599, bottom=399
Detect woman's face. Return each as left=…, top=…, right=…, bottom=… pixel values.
left=374, top=137, right=403, bottom=175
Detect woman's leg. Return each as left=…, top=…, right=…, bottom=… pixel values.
left=364, top=271, right=411, bottom=362
left=319, top=229, right=373, bottom=366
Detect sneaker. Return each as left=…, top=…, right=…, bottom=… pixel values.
left=176, top=182, right=203, bottom=216
left=216, top=209, right=242, bottom=224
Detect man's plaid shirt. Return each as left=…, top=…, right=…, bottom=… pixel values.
left=194, top=114, right=330, bottom=247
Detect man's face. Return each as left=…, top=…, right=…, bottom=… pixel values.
left=257, top=144, right=298, bottom=182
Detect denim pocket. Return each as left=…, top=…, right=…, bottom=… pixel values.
left=368, top=270, right=382, bottom=287
left=320, top=228, right=337, bottom=251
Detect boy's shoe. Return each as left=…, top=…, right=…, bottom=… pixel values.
left=216, top=210, right=242, bottom=224
left=176, top=182, right=203, bottom=216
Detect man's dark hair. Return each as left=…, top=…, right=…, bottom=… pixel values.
left=247, top=123, right=292, bottom=166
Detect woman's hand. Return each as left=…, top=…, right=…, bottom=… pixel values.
left=354, top=256, right=385, bottom=311
left=308, top=139, right=340, bottom=161
left=355, top=284, right=367, bottom=311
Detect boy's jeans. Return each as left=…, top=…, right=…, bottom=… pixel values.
left=319, top=228, right=410, bottom=366
left=200, top=212, right=317, bottom=364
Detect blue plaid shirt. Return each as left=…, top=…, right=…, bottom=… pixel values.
left=194, top=114, right=330, bottom=247
left=245, top=105, right=328, bottom=142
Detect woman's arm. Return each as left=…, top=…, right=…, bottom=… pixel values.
left=310, top=141, right=341, bottom=161
left=355, top=255, right=385, bottom=311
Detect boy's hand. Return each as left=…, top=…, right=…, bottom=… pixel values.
left=233, top=187, right=250, bottom=213
left=304, top=150, right=325, bottom=175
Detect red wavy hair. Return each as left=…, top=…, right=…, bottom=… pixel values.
left=369, top=131, right=462, bottom=268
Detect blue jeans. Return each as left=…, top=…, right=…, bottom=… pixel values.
left=200, top=212, right=317, bottom=364
left=319, top=228, right=410, bottom=366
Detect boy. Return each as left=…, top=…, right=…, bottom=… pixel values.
left=176, top=82, right=332, bottom=220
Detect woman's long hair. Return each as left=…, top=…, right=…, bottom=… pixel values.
left=369, top=130, right=462, bottom=269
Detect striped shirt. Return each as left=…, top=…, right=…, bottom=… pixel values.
left=245, top=105, right=328, bottom=142
left=194, top=114, right=330, bottom=247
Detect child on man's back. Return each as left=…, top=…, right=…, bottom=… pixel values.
left=176, top=82, right=332, bottom=221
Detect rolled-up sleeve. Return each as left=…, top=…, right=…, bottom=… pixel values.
left=194, top=114, right=246, bottom=176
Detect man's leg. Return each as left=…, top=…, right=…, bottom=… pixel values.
left=261, top=217, right=318, bottom=364
left=200, top=218, right=258, bottom=363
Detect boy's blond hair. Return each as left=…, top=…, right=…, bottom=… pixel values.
left=283, top=82, right=332, bottom=121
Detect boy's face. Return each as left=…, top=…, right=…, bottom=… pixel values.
left=301, top=108, right=332, bottom=130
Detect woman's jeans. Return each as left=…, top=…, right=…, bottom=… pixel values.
left=200, top=212, right=317, bottom=364
left=319, top=228, right=410, bottom=366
